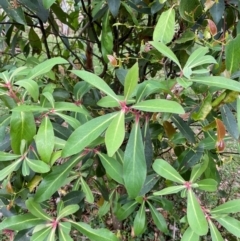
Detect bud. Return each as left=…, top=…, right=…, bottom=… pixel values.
left=107, top=55, right=118, bottom=67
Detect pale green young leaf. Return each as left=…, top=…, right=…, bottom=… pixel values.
left=181, top=226, right=199, bottom=241
left=211, top=200, right=240, bottom=215
left=133, top=202, right=146, bottom=236
left=208, top=219, right=224, bottom=241
left=97, top=152, right=123, bottom=184
left=62, top=112, right=118, bottom=157
left=132, top=99, right=184, bottom=114
left=32, top=227, right=52, bottom=241
left=150, top=41, right=181, bottom=69
left=153, top=159, right=185, bottom=184
left=187, top=189, right=208, bottom=235
left=26, top=197, right=52, bottom=221
left=81, top=177, right=94, bottom=204
left=123, top=122, right=147, bottom=198
left=57, top=205, right=79, bottom=220
left=215, top=216, right=240, bottom=237
left=22, top=159, right=30, bottom=176
left=71, top=70, right=119, bottom=101
left=9, top=66, right=28, bottom=82
left=124, top=62, right=139, bottom=100
left=58, top=222, right=73, bottom=241
left=0, top=151, right=21, bottom=161
left=105, top=111, right=125, bottom=157
left=55, top=112, right=81, bottom=130
left=153, top=8, right=175, bottom=44
left=42, top=92, right=55, bottom=108
left=54, top=102, right=89, bottom=115
left=153, top=185, right=185, bottom=196
left=0, top=159, right=21, bottom=181
left=197, top=179, right=218, bottom=192
left=26, top=158, right=50, bottom=173
left=190, top=155, right=209, bottom=182
left=35, top=116, right=54, bottom=163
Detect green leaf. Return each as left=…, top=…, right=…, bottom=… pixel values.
left=237, top=96, right=240, bottom=133
left=179, top=0, right=202, bottom=22
left=177, top=77, right=193, bottom=88
left=181, top=226, right=199, bottom=241
left=175, top=30, right=195, bottom=44
left=107, top=0, right=121, bottom=17
left=97, top=153, right=123, bottom=184
left=29, top=27, right=42, bottom=55
left=32, top=227, right=52, bottom=241
left=132, top=99, right=184, bottom=114
left=184, top=47, right=209, bottom=68
left=22, top=159, right=30, bottom=176
left=34, top=155, right=83, bottom=202
left=0, top=159, right=21, bottom=181
left=26, top=158, right=50, bottom=173
left=105, top=111, right=125, bottom=157
left=197, top=179, right=218, bottom=192
left=153, top=8, right=175, bottom=44
left=97, top=96, right=122, bottom=108
left=187, top=189, right=208, bottom=235
left=150, top=41, right=181, bottom=69
left=215, top=216, right=240, bottom=238
left=0, top=151, right=21, bottom=161
left=15, top=79, right=39, bottom=102
left=147, top=201, right=168, bottom=234
left=211, top=200, right=240, bottom=215
left=124, top=62, right=139, bottom=100
left=115, top=200, right=138, bottom=221
left=55, top=112, right=81, bottom=130
left=62, top=113, right=118, bottom=157
left=72, top=70, right=119, bottom=101
left=54, top=102, right=89, bottom=115
left=58, top=222, right=73, bottom=241
left=190, top=76, right=240, bottom=92
left=190, top=155, right=209, bottom=182
left=57, top=205, right=79, bottom=220
left=123, top=122, right=147, bottom=198
left=26, top=197, right=52, bottom=221
left=71, top=222, right=120, bottom=241
left=27, top=57, right=68, bottom=80
left=35, top=116, right=54, bottom=163
left=12, top=105, right=48, bottom=112
left=153, top=159, right=185, bottom=184
left=74, top=81, right=92, bottom=100
left=43, top=0, right=56, bottom=9
left=10, top=111, right=36, bottom=154
left=208, top=219, right=224, bottom=241
left=154, top=185, right=185, bottom=196
left=81, top=177, right=94, bottom=204
left=133, top=202, right=146, bottom=236
left=225, top=34, right=240, bottom=74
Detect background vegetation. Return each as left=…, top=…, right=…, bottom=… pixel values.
left=0, top=0, right=240, bottom=240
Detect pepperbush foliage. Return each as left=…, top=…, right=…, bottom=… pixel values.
left=0, top=0, right=240, bottom=240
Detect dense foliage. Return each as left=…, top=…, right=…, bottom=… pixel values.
left=0, top=0, right=240, bottom=240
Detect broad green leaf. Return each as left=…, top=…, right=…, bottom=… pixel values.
left=0, top=151, right=21, bottom=161
left=55, top=112, right=81, bottom=130
left=74, top=81, right=92, bottom=100
left=153, top=159, right=185, bottom=184
left=123, top=122, right=147, bottom=198
left=10, top=111, right=36, bottom=154
left=97, top=153, right=123, bottom=184
left=132, top=99, right=184, bottom=114
left=150, top=41, right=181, bottom=69
left=35, top=116, right=54, bottom=163
left=107, top=0, right=121, bottom=17
left=187, top=189, right=208, bottom=235
left=46, top=228, right=56, bottom=241
left=26, top=158, right=50, bottom=173
left=190, top=155, right=209, bottom=182
left=43, top=0, right=56, bottom=9
left=147, top=202, right=168, bottom=234
left=57, top=205, right=79, bottom=220
left=115, top=200, right=138, bottom=221
left=181, top=226, right=199, bottom=241
left=27, top=57, right=68, bottom=79
left=225, top=34, right=240, bottom=74
left=190, top=76, right=240, bottom=92
left=153, top=185, right=185, bottom=196
left=32, top=227, right=52, bottom=241
left=153, top=8, right=175, bottom=44
left=9, top=66, right=28, bottom=82
left=175, top=30, right=195, bottom=44
left=71, top=70, right=119, bottom=101
left=133, top=202, right=146, bottom=236
left=208, top=219, right=224, bottom=241
left=0, top=213, right=43, bottom=231
left=12, top=105, right=48, bottom=112
left=22, top=159, right=30, bottom=176
left=34, top=154, right=83, bottom=202
left=211, top=200, right=240, bottom=215
left=0, top=159, right=21, bottom=181
left=71, top=222, right=120, bottom=241
left=184, top=47, right=209, bottom=68
left=209, top=0, right=225, bottom=24
left=58, top=222, right=73, bottom=241
left=197, top=179, right=218, bottom=192
left=42, top=92, right=55, bottom=108
left=54, top=102, right=89, bottom=115
left=81, top=177, right=94, bottom=204
left=97, top=96, right=121, bottom=108
left=237, top=96, right=240, bottom=133
left=105, top=111, right=125, bottom=157
left=215, top=216, right=240, bottom=238
left=26, top=197, right=52, bottom=221
left=62, top=113, right=118, bottom=157
left=177, top=77, right=193, bottom=88
left=179, top=0, right=202, bottom=22
left=124, top=62, right=139, bottom=100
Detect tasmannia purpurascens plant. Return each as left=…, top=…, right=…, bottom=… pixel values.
left=1, top=0, right=240, bottom=240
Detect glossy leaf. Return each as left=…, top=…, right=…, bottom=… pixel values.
left=54, top=102, right=89, bottom=115
left=0, top=159, right=21, bottom=181
left=97, top=152, right=123, bottom=184
left=26, top=158, right=50, bottom=173
left=12, top=105, right=48, bottom=112
left=62, top=113, right=118, bottom=157
left=123, top=122, right=147, bottom=198
left=154, top=185, right=185, bottom=196
left=187, top=189, right=208, bottom=235
left=57, top=205, right=79, bottom=220
left=35, top=116, right=54, bottom=163
left=132, top=99, right=184, bottom=114
left=153, top=8, right=175, bottom=44
left=133, top=202, right=146, bottom=236
left=181, top=226, right=199, bottom=241
left=97, top=96, right=122, bottom=108
left=197, top=179, right=218, bottom=192
left=105, top=111, right=125, bottom=157
left=58, top=222, right=73, bottom=241
left=208, top=219, right=224, bottom=241
left=0, top=151, right=21, bottom=161
left=153, top=159, right=185, bottom=184
left=32, top=227, right=52, bottom=241
left=211, top=200, right=240, bottom=215
left=55, top=113, right=81, bottom=130
left=115, top=200, right=138, bottom=221
left=124, top=62, right=139, bottom=100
